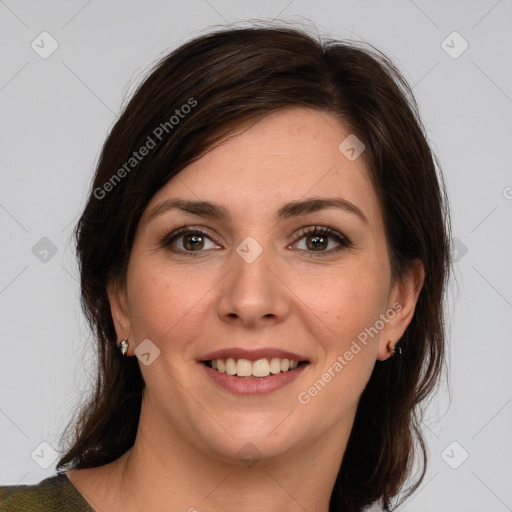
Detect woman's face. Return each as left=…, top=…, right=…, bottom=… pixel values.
left=110, top=107, right=421, bottom=464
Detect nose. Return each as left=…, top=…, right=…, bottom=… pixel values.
left=217, top=244, right=290, bottom=329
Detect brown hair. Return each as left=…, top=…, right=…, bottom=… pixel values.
left=57, top=23, right=451, bottom=512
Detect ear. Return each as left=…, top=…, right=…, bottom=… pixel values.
left=377, top=258, right=425, bottom=361
left=107, top=278, right=133, bottom=355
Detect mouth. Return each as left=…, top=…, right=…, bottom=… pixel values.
left=202, top=357, right=309, bottom=378
left=198, top=348, right=311, bottom=394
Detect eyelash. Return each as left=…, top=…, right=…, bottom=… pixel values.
left=159, top=225, right=352, bottom=257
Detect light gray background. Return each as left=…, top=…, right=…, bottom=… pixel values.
left=1, top=1, right=511, bottom=511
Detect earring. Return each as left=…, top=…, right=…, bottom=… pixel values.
left=387, top=339, right=401, bottom=356
left=119, top=339, right=129, bottom=356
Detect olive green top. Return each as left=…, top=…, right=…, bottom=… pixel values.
left=1, top=472, right=387, bottom=511
left=0, top=473, right=94, bottom=512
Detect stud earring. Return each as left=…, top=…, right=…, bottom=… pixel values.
left=119, top=339, right=129, bottom=356
left=386, top=339, right=401, bottom=356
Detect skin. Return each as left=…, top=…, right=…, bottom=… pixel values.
left=67, top=107, right=424, bottom=512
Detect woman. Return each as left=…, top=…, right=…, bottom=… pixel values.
left=0, top=23, right=450, bottom=512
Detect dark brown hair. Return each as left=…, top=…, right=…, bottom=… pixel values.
left=57, top=23, right=451, bottom=512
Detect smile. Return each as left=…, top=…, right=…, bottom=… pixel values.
left=204, top=357, right=307, bottom=378
left=199, top=348, right=310, bottom=394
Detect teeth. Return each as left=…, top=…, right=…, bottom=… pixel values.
left=269, top=357, right=281, bottom=374
left=225, top=357, right=237, bottom=375
left=252, top=359, right=270, bottom=377
left=236, top=358, right=252, bottom=377
left=208, top=357, right=304, bottom=377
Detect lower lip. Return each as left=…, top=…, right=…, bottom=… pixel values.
left=201, top=363, right=308, bottom=395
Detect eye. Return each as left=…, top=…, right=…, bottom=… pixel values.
left=292, top=226, right=351, bottom=255
left=161, top=227, right=221, bottom=254
left=160, top=225, right=351, bottom=257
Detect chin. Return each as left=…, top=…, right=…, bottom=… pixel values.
left=198, top=413, right=303, bottom=466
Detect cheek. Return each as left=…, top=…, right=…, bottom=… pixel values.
left=297, top=274, right=386, bottom=413
left=125, top=259, right=211, bottom=344
left=296, top=261, right=390, bottom=350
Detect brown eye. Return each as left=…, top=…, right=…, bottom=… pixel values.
left=293, top=226, right=351, bottom=255
left=305, top=234, right=328, bottom=251
left=161, top=227, right=221, bottom=255
left=182, top=233, right=205, bottom=251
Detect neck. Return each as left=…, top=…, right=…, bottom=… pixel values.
left=94, top=397, right=354, bottom=512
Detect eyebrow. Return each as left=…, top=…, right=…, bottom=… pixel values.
left=147, top=197, right=368, bottom=224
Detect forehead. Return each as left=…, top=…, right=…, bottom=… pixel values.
left=145, top=107, right=382, bottom=229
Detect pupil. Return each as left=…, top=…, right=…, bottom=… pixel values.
left=307, top=235, right=327, bottom=251
left=184, top=234, right=204, bottom=250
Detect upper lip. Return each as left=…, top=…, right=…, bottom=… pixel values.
left=199, top=348, right=309, bottom=362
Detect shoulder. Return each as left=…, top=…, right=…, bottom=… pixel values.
left=0, top=473, right=94, bottom=512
